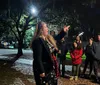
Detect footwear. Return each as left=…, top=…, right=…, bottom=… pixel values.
left=80, top=74, right=85, bottom=78
left=75, top=76, right=78, bottom=81
left=96, top=77, right=100, bottom=83
left=88, top=75, right=92, bottom=79
left=69, top=76, right=74, bottom=80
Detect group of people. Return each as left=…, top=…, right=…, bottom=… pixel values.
left=30, top=21, right=100, bottom=85
left=82, top=35, right=100, bottom=82
left=69, top=35, right=100, bottom=83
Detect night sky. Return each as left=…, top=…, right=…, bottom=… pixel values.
left=0, top=0, right=30, bottom=10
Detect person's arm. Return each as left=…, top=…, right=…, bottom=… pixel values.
left=55, top=30, right=66, bottom=41
left=55, top=25, right=70, bottom=41
left=91, top=43, right=96, bottom=57
left=70, top=51, right=75, bottom=59
left=76, top=49, right=83, bottom=59
left=79, top=49, right=83, bottom=57
left=84, top=45, right=88, bottom=56
left=92, top=42, right=100, bottom=61
left=32, top=39, right=45, bottom=74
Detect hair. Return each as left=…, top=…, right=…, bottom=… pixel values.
left=46, top=34, right=57, bottom=49
left=73, top=40, right=82, bottom=50
left=76, top=35, right=81, bottom=40
left=89, top=37, right=93, bottom=41
left=50, top=30, right=55, bottom=34
left=33, top=21, right=45, bottom=40
left=30, top=21, right=58, bottom=49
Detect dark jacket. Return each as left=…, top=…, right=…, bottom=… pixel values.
left=95, top=41, right=100, bottom=61
left=32, top=38, right=53, bottom=74
left=57, top=39, right=68, bottom=60
left=85, top=43, right=96, bottom=59
left=32, top=30, right=66, bottom=74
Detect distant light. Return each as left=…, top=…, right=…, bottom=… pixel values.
left=30, top=6, right=38, bottom=16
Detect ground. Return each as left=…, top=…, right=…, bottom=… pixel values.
left=0, top=49, right=99, bottom=85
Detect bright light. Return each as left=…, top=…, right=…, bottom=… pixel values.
left=78, top=32, right=84, bottom=36
left=30, top=6, right=38, bottom=16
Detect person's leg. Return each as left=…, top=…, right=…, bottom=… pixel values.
left=34, top=70, right=45, bottom=85
left=73, top=65, right=76, bottom=76
left=75, top=64, right=80, bottom=80
left=57, top=54, right=61, bottom=73
left=82, top=59, right=89, bottom=75
left=62, top=48, right=67, bottom=77
left=70, top=65, right=75, bottom=80
left=76, top=64, right=81, bottom=76
left=62, top=60, right=65, bottom=77
left=61, top=54, right=66, bottom=77
left=89, top=60, right=93, bottom=77
left=93, top=61, right=99, bottom=82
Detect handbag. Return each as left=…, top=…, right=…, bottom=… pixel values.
left=40, top=71, right=57, bottom=85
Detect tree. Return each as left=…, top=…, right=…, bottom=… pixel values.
left=24, top=27, right=35, bottom=49
left=0, top=0, right=36, bottom=58
left=0, top=0, right=54, bottom=59
left=39, top=0, right=98, bottom=40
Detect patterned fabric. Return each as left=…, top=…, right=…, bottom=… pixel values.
left=46, top=40, right=55, bottom=53
left=46, top=40, right=60, bottom=78
left=51, top=54, right=60, bottom=78
left=40, top=70, right=57, bottom=85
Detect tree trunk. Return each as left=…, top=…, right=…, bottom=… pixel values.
left=17, top=40, right=23, bottom=56
left=11, top=40, right=23, bottom=63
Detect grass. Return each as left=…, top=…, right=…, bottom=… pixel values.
left=66, top=52, right=86, bottom=60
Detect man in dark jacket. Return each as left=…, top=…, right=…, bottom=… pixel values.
left=93, top=34, right=100, bottom=83
left=57, top=36, right=68, bottom=77
left=82, top=38, right=96, bottom=77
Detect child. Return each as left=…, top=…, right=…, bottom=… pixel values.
left=70, top=42, right=83, bottom=80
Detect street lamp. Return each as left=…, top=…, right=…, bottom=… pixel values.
left=30, top=6, right=38, bottom=16
left=30, top=5, right=39, bottom=23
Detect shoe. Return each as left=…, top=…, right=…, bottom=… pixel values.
left=96, top=77, right=100, bottom=83
left=88, top=75, right=92, bottom=79
left=69, top=76, right=74, bottom=80
left=80, top=74, right=85, bottom=78
left=75, top=76, right=78, bottom=81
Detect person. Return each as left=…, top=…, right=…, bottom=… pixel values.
left=93, top=33, right=100, bottom=83
left=70, top=42, right=83, bottom=81
left=82, top=38, right=96, bottom=78
left=31, top=21, right=70, bottom=85
left=71, top=35, right=82, bottom=53
left=57, top=36, right=68, bottom=77
left=50, top=30, right=56, bottom=38
left=75, top=35, right=82, bottom=47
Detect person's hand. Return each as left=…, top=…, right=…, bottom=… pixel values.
left=40, top=73, right=45, bottom=77
left=63, top=25, right=70, bottom=32
left=58, top=50, right=61, bottom=54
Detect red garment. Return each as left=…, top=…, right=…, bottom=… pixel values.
left=70, top=48, right=83, bottom=65
left=51, top=54, right=60, bottom=78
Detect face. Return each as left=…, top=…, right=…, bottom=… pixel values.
left=42, top=23, right=48, bottom=36
left=89, top=39, right=93, bottom=45
left=50, top=31, right=55, bottom=36
left=98, top=35, right=100, bottom=41
left=76, top=36, right=80, bottom=41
